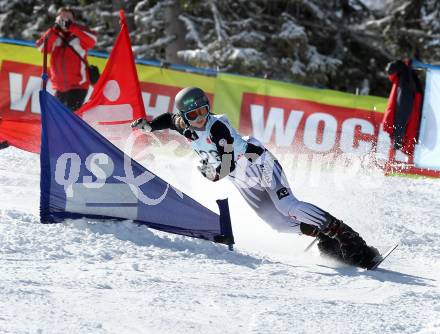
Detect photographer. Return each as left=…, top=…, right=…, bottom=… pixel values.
left=36, top=7, right=97, bottom=111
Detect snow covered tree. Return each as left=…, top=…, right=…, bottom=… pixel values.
left=1, top=0, right=439, bottom=97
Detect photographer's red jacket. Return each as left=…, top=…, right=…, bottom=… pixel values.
left=36, top=24, right=97, bottom=92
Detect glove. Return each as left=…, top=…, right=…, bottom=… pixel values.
left=197, top=159, right=219, bottom=182
left=182, top=128, right=198, bottom=141
left=131, top=118, right=152, bottom=132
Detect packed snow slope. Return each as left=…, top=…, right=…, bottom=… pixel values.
left=0, top=147, right=439, bottom=334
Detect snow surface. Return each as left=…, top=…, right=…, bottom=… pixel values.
left=1, top=146, right=440, bottom=334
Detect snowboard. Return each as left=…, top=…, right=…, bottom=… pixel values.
left=367, top=243, right=399, bottom=270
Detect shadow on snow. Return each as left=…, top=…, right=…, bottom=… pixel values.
left=68, top=218, right=267, bottom=269
left=313, top=264, right=436, bottom=287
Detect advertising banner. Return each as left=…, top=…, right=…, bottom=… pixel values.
left=0, top=42, right=45, bottom=152
left=214, top=73, right=388, bottom=156
left=3, top=38, right=439, bottom=178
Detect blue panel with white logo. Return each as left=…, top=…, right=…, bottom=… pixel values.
left=39, top=90, right=234, bottom=245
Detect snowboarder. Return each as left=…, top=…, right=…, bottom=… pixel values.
left=131, top=87, right=380, bottom=269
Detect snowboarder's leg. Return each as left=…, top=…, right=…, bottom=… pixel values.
left=234, top=151, right=332, bottom=233
left=257, top=152, right=330, bottom=231
left=230, top=152, right=302, bottom=232
left=255, top=151, right=379, bottom=268
left=232, top=150, right=378, bottom=268
left=231, top=174, right=295, bottom=232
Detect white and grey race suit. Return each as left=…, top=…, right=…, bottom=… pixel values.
left=149, top=113, right=330, bottom=234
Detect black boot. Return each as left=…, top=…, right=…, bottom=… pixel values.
left=322, top=218, right=380, bottom=269
left=300, top=223, right=343, bottom=261
left=317, top=233, right=344, bottom=261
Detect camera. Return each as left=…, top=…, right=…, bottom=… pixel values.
left=55, top=18, right=72, bottom=31
left=61, top=19, right=72, bottom=30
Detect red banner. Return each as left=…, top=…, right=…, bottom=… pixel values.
left=240, top=92, right=384, bottom=155
left=0, top=61, right=44, bottom=152
left=76, top=10, right=146, bottom=151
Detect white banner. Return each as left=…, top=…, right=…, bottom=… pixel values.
left=414, top=69, right=440, bottom=170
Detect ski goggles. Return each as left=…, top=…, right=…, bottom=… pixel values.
left=183, top=105, right=210, bottom=122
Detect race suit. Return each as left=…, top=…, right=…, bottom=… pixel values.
left=148, top=112, right=330, bottom=234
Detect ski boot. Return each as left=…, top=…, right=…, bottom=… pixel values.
left=317, top=233, right=344, bottom=261
left=320, top=214, right=380, bottom=269
left=301, top=223, right=343, bottom=261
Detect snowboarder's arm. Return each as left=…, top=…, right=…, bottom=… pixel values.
left=131, top=114, right=187, bottom=135
left=149, top=113, right=187, bottom=134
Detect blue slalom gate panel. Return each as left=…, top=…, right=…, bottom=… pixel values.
left=39, top=90, right=234, bottom=245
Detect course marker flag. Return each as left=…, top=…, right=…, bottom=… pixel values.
left=39, top=89, right=234, bottom=245
left=76, top=10, right=146, bottom=150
